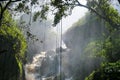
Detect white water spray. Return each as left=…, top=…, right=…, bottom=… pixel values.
left=25, top=52, right=46, bottom=80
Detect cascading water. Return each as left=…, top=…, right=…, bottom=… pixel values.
left=18, top=1, right=109, bottom=79
left=25, top=52, right=46, bottom=80
left=20, top=1, right=118, bottom=79
left=20, top=11, right=69, bottom=80
left=24, top=47, right=72, bottom=80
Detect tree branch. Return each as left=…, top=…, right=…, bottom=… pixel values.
left=0, top=0, right=21, bottom=26
left=64, top=0, right=106, bottom=21
left=11, top=0, right=21, bottom=2
left=76, top=0, right=106, bottom=20
left=0, top=0, right=13, bottom=26
left=0, top=50, right=7, bottom=55
left=0, top=2, right=2, bottom=10
left=75, top=0, right=119, bottom=30
left=118, top=0, right=120, bottom=4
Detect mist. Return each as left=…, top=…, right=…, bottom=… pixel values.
left=19, top=1, right=120, bottom=79
left=0, top=0, right=120, bottom=80
left=19, top=10, right=110, bottom=80
left=62, top=13, right=106, bottom=80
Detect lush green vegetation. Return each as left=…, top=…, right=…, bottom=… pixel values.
left=85, top=61, right=120, bottom=80
left=85, top=35, right=120, bottom=80
left=0, top=0, right=120, bottom=80
left=63, top=3, right=120, bottom=79
left=84, top=1, right=120, bottom=80
left=0, top=10, right=27, bottom=80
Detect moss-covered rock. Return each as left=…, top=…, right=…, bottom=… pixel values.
left=0, top=11, right=27, bottom=80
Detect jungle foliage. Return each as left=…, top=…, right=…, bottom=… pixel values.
left=85, top=61, right=120, bottom=80
left=1, top=0, right=120, bottom=27
left=63, top=0, right=120, bottom=79
left=0, top=0, right=120, bottom=80
left=84, top=0, right=120, bottom=80
left=0, top=10, right=27, bottom=80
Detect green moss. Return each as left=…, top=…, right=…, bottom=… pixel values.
left=0, top=24, right=27, bottom=58
left=0, top=10, right=27, bottom=80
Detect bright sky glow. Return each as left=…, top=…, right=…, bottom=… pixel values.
left=62, top=8, right=88, bottom=33
left=20, top=0, right=88, bottom=34
left=49, top=0, right=88, bottom=33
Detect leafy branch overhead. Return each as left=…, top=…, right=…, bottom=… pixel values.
left=50, top=0, right=120, bottom=29
left=33, top=5, right=49, bottom=21
left=0, top=0, right=120, bottom=28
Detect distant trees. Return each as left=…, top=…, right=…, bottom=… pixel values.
left=82, top=1, right=120, bottom=80
left=62, top=0, right=120, bottom=80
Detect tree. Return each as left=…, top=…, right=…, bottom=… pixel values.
left=50, top=0, right=120, bottom=30
left=85, top=61, right=120, bottom=80
left=0, top=0, right=120, bottom=79
left=0, top=50, right=7, bottom=54
left=0, top=10, right=27, bottom=80
left=0, top=0, right=21, bottom=25
left=0, top=0, right=49, bottom=26
left=118, top=0, right=120, bottom=4
left=0, top=0, right=120, bottom=29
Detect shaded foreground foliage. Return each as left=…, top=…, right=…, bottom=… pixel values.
left=0, top=11, right=27, bottom=80
left=85, top=36, right=120, bottom=80
left=85, top=61, right=120, bottom=80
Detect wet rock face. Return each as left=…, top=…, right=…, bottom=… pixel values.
left=25, top=50, right=59, bottom=80
left=40, top=51, right=59, bottom=77
left=62, top=14, right=106, bottom=79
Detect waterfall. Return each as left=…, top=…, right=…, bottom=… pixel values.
left=25, top=52, right=46, bottom=80
left=25, top=50, right=59, bottom=80
left=24, top=48, right=71, bottom=80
